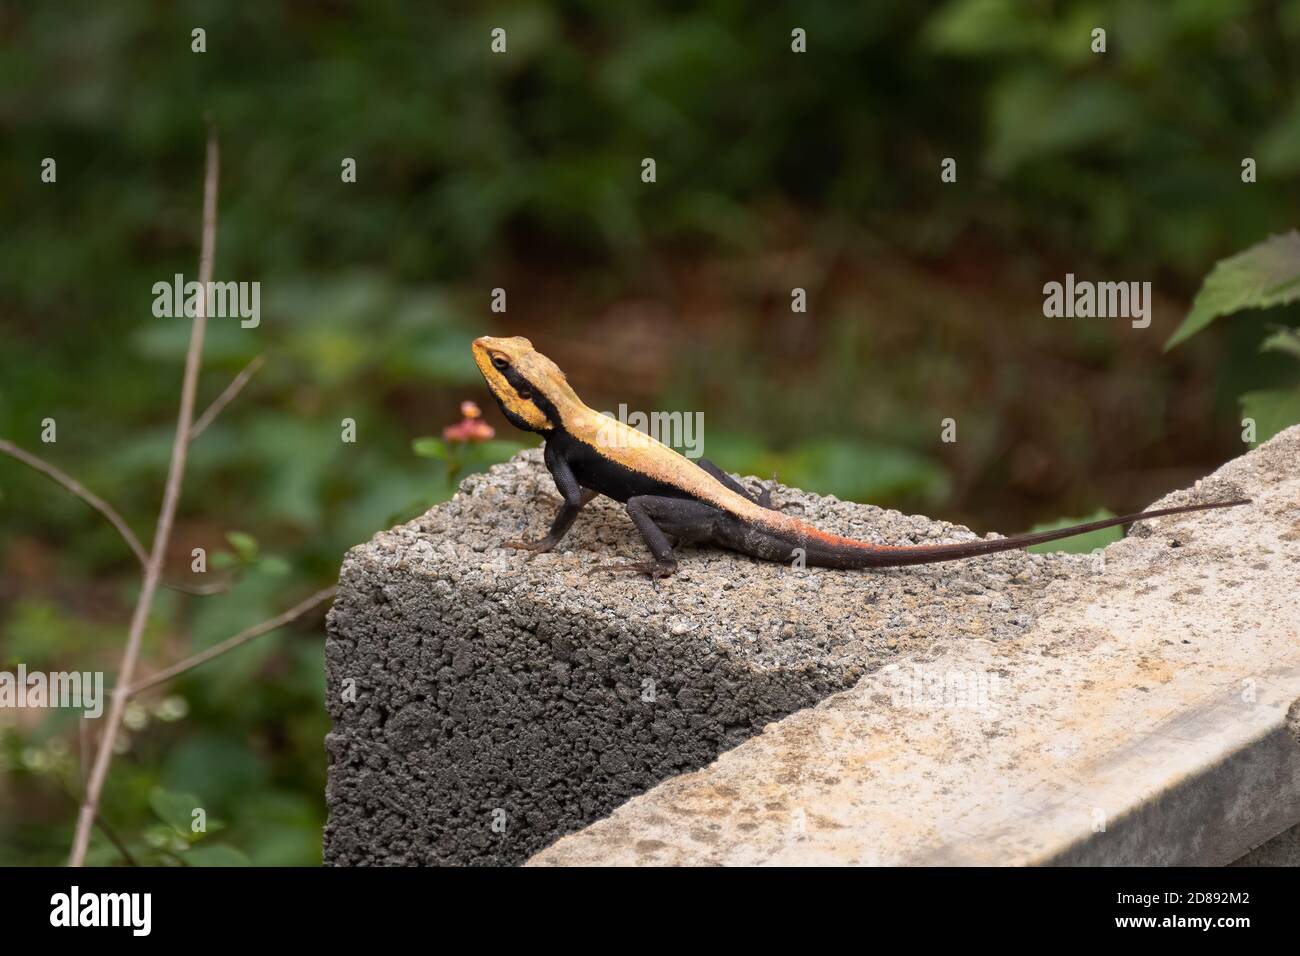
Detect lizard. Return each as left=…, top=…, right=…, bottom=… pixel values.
left=471, top=335, right=1250, bottom=579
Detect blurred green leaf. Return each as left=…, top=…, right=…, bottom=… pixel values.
left=925, top=0, right=1044, bottom=56
left=1257, top=99, right=1300, bottom=176
left=258, top=555, right=292, bottom=577
left=2, top=600, right=122, bottom=661
left=164, top=733, right=268, bottom=807
left=412, top=436, right=447, bottom=459
left=149, top=787, right=219, bottom=841
left=1240, top=388, right=1300, bottom=446
left=987, top=73, right=1138, bottom=175
left=238, top=791, right=322, bottom=866
left=210, top=550, right=240, bottom=571
left=1165, top=232, right=1300, bottom=350
left=184, top=844, right=250, bottom=866
left=225, top=531, right=258, bottom=562
left=1259, top=327, right=1300, bottom=362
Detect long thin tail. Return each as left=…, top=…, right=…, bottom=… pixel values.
left=828, top=498, right=1250, bottom=568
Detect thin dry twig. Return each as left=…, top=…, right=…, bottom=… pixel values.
left=58, top=782, right=140, bottom=867
left=167, top=577, right=232, bottom=596
left=69, top=127, right=220, bottom=867
left=125, top=586, right=337, bottom=696
left=94, top=815, right=139, bottom=867
left=0, top=438, right=149, bottom=565
left=191, top=354, right=265, bottom=440
left=0, top=439, right=231, bottom=596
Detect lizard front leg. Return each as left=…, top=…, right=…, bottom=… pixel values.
left=503, top=444, right=598, bottom=553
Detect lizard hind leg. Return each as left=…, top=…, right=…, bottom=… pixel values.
left=599, top=495, right=722, bottom=579
left=697, top=458, right=778, bottom=510
left=753, top=474, right=777, bottom=509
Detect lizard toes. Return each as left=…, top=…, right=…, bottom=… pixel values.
left=503, top=538, right=554, bottom=554
left=596, top=560, right=677, bottom=579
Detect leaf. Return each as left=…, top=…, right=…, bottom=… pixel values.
left=1259, top=326, right=1300, bottom=361
left=184, top=844, right=250, bottom=867
left=163, top=732, right=269, bottom=807
left=143, top=822, right=189, bottom=852
left=411, top=436, right=447, bottom=459
left=209, top=550, right=239, bottom=571
left=1257, top=99, right=1300, bottom=176
left=237, top=790, right=323, bottom=866
left=1165, top=232, right=1300, bottom=350
left=924, top=0, right=1043, bottom=56
left=244, top=415, right=336, bottom=527
left=986, top=73, right=1138, bottom=175
left=149, top=787, right=206, bottom=838
left=257, top=555, right=292, bottom=577
left=1240, top=388, right=1300, bottom=446
left=1026, top=509, right=1121, bottom=555
left=225, top=530, right=258, bottom=561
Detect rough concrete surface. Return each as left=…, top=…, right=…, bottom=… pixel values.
left=530, top=426, right=1300, bottom=865
left=324, top=442, right=1116, bottom=865
left=1232, top=819, right=1300, bottom=866
left=1232, top=699, right=1300, bottom=864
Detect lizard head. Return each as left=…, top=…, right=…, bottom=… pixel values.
left=472, top=336, right=579, bottom=433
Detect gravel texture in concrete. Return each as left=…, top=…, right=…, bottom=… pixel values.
left=324, top=445, right=1101, bottom=865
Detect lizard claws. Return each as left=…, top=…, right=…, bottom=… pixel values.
left=596, top=560, right=678, bottom=580
left=503, top=537, right=556, bottom=554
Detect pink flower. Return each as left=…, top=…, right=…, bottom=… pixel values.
left=443, top=403, right=495, bottom=443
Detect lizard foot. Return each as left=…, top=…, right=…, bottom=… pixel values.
left=502, top=537, right=556, bottom=554
left=597, top=559, right=678, bottom=580
left=754, top=473, right=778, bottom=509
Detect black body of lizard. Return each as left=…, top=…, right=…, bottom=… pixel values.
left=472, top=336, right=1249, bottom=578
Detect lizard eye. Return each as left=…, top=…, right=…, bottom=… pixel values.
left=516, top=387, right=532, bottom=400
left=491, top=355, right=509, bottom=371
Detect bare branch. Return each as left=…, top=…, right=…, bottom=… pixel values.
left=95, top=816, right=141, bottom=867
left=166, top=577, right=232, bottom=596
left=0, top=438, right=232, bottom=596
left=191, top=354, right=265, bottom=440
left=69, top=126, right=220, bottom=867
left=125, top=585, right=337, bottom=696
left=57, top=778, right=139, bottom=867
left=0, top=438, right=148, bottom=565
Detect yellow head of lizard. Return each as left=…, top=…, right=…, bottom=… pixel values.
left=472, top=336, right=583, bottom=432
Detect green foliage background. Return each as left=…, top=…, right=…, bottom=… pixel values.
left=2, top=0, right=1298, bottom=864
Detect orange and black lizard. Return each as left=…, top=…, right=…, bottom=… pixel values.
left=472, top=336, right=1249, bottom=578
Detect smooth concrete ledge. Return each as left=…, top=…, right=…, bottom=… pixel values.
left=530, top=426, right=1300, bottom=865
